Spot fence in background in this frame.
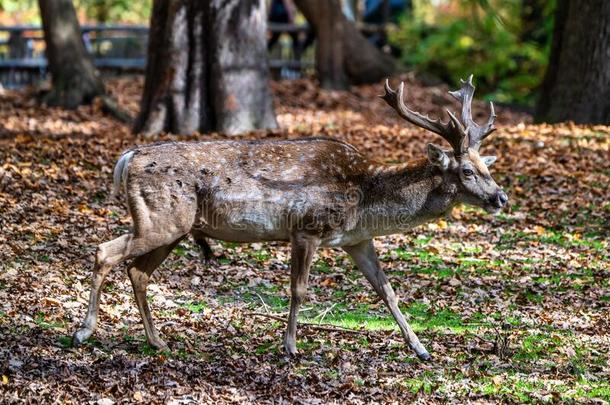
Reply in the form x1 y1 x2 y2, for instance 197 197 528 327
0 23 317 89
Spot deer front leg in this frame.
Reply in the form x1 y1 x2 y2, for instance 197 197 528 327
343 240 431 361
284 233 320 356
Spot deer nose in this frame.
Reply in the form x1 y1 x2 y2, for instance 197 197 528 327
493 190 508 207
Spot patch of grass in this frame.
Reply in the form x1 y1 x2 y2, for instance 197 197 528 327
254 342 277 355
173 244 190 257
498 229 607 252
399 370 610 403
34 312 64 330
313 259 333 274
406 302 468 332
181 301 207 313
219 241 240 250
401 371 436 394
413 235 433 247
38 254 51 263
514 333 561 361
139 342 166 356
57 335 73 348
250 249 270 262
332 289 347 299
308 309 396 332
297 301 470 334
242 285 288 312
296 340 319 351
103 282 117 293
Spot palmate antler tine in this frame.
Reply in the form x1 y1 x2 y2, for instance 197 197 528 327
448 74 497 150
380 79 466 154
469 101 497 150
449 74 475 127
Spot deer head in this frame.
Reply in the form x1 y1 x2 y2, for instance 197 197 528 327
381 75 508 213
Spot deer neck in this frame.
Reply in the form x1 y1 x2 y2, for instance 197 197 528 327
360 158 458 236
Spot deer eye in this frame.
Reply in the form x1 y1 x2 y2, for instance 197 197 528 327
462 168 474 177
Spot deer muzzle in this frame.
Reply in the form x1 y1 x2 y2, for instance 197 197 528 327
491 190 509 209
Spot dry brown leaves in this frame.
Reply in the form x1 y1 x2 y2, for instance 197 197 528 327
0 76 608 404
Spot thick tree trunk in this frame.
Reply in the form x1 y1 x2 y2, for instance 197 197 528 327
38 0 105 108
295 0 395 90
134 0 277 136
536 0 610 124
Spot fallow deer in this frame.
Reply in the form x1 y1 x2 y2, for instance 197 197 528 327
73 76 507 361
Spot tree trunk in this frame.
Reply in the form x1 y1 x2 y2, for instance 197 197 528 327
536 0 610 124
38 0 105 108
134 0 277 136
295 0 395 90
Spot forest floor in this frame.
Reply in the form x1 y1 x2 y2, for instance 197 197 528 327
0 75 608 404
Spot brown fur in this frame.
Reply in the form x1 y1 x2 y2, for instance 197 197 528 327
74 80 508 361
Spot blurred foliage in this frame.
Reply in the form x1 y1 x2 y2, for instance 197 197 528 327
0 0 151 24
75 0 151 24
390 0 556 107
0 0 39 24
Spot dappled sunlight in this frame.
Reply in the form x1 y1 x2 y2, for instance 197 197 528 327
1 77 608 403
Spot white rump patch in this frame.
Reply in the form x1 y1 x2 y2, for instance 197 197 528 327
112 151 134 197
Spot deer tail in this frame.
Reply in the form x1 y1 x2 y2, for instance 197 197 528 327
112 151 134 198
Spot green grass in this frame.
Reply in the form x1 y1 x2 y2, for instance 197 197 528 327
34 312 65 330
293 301 471 334
393 369 610 402
249 249 271 262
180 301 208 313
57 335 73 348
254 342 277 355
313 259 333 274
498 229 607 252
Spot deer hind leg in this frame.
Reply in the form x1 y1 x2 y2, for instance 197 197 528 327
73 234 133 346
127 239 182 351
284 233 320 356
343 240 431 361
73 231 187 347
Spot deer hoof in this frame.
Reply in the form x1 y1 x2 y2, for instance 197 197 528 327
72 328 92 347
417 351 432 362
283 339 298 356
149 339 170 352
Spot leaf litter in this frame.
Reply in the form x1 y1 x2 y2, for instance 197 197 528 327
0 75 608 403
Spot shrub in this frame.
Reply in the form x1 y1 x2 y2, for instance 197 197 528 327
390 1 554 107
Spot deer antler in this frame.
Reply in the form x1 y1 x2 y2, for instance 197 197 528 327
381 76 496 154
448 75 496 151
381 79 467 154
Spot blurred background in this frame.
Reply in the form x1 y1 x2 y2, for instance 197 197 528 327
1 0 605 126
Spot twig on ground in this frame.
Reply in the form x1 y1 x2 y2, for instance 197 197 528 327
315 303 337 325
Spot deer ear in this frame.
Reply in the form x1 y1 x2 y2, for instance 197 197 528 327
426 144 450 170
481 155 497 167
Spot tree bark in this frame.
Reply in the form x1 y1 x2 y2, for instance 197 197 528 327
295 0 395 90
536 0 610 124
134 0 277 136
38 0 105 108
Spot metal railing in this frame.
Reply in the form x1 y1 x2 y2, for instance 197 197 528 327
0 23 317 88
